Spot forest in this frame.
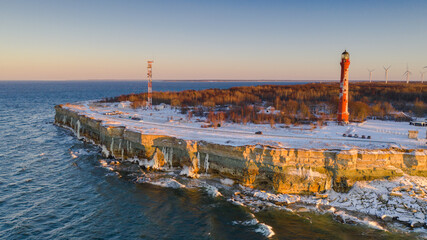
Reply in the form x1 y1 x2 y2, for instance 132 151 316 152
103 82 426 126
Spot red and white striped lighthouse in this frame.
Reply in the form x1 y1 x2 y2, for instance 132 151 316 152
337 50 350 123
147 60 153 109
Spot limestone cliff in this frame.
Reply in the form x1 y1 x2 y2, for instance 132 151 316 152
55 105 427 194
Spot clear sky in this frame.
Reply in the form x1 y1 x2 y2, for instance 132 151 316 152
0 0 426 81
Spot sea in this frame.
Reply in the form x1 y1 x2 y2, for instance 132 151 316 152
0 80 414 239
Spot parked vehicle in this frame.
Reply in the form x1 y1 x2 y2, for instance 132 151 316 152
409 121 427 126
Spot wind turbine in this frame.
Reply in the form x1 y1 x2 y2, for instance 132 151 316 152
368 69 375 83
383 65 391 83
403 64 411 84
421 71 426 83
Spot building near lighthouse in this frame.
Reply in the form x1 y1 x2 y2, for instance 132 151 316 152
337 50 350 123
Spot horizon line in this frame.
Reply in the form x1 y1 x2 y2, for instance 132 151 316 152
0 79 422 82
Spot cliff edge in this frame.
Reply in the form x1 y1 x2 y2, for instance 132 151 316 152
54 103 426 194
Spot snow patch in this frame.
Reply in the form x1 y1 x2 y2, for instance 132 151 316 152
101 145 110 158
220 178 234 186
180 165 199 178
135 157 162 170
204 184 222 198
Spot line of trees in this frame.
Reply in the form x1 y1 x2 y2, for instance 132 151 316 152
103 82 426 125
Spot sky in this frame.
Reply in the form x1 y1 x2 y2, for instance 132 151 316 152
0 0 426 81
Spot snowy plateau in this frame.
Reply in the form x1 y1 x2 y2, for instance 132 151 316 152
55 100 427 237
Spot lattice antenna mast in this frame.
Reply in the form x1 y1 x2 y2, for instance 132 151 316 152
147 61 154 109
383 66 391 84
368 69 375 83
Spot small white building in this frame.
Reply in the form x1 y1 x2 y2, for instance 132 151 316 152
155 103 167 110
118 101 131 109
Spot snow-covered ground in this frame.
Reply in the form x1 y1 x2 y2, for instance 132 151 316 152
63 101 427 150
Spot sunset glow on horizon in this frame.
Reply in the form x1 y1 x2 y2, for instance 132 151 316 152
1 0 426 81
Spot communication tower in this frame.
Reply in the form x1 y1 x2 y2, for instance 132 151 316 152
147 61 153 109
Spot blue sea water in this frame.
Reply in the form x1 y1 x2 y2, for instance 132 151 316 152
0 81 412 239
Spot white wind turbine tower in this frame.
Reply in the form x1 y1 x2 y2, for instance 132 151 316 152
421 71 426 83
403 64 411 84
383 65 391 83
368 69 375 83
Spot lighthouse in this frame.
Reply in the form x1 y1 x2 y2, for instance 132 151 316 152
337 50 350 123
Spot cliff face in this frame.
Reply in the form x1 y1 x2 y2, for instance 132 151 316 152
55 105 427 194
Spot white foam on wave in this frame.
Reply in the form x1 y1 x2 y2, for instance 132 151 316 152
334 210 387 231
255 223 275 238
70 149 92 159
232 218 258 226
149 178 186 189
232 213 275 238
